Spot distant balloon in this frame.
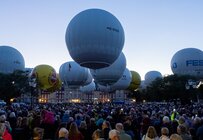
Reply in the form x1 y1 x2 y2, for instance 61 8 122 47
31 64 57 90
90 52 126 86
0 46 25 74
127 71 141 91
80 81 95 93
65 8 125 69
59 61 89 88
144 71 162 85
171 48 203 78
110 68 132 91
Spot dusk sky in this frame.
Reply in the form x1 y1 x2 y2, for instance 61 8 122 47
1 0 203 80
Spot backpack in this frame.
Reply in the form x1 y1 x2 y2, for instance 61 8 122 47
42 110 55 125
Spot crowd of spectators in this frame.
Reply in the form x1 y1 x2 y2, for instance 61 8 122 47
0 101 203 140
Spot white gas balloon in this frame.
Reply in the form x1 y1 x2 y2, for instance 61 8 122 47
59 61 89 88
65 8 125 69
171 48 203 78
90 52 126 86
110 68 132 91
0 46 25 74
144 71 162 85
80 81 95 93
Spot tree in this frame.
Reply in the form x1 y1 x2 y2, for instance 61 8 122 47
141 74 198 102
0 70 30 103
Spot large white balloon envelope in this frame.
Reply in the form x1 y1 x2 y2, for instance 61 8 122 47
59 61 89 89
80 81 96 93
0 46 25 74
90 52 126 86
65 8 125 69
171 48 203 78
144 71 162 86
110 68 132 91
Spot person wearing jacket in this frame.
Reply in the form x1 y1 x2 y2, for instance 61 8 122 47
115 123 131 140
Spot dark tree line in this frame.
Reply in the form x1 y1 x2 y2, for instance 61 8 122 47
131 74 202 103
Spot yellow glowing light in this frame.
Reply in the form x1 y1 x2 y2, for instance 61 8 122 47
39 99 42 102
71 99 81 103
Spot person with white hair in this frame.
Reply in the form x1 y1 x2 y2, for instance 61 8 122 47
109 129 120 140
163 116 170 124
58 127 69 140
115 123 132 140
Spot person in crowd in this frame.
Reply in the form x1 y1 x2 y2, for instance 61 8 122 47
178 117 186 126
170 109 179 122
78 121 90 140
32 127 44 140
0 122 12 140
196 121 203 140
55 122 67 140
177 124 192 140
0 114 12 133
61 110 70 123
7 112 17 132
109 129 120 140
58 127 69 140
96 115 104 129
68 122 84 140
142 126 159 140
15 117 23 128
13 117 30 140
141 113 151 136
159 127 170 140
123 122 135 140
171 120 179 135
92 129 105 140
75 115 82 127
115 123 131 140
162 116 172 136
191 116 201 131
40 108 56 139
169 134 182 140
101 120 111 140
89 118 98 138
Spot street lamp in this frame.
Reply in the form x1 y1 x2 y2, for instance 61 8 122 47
29 78 37 109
